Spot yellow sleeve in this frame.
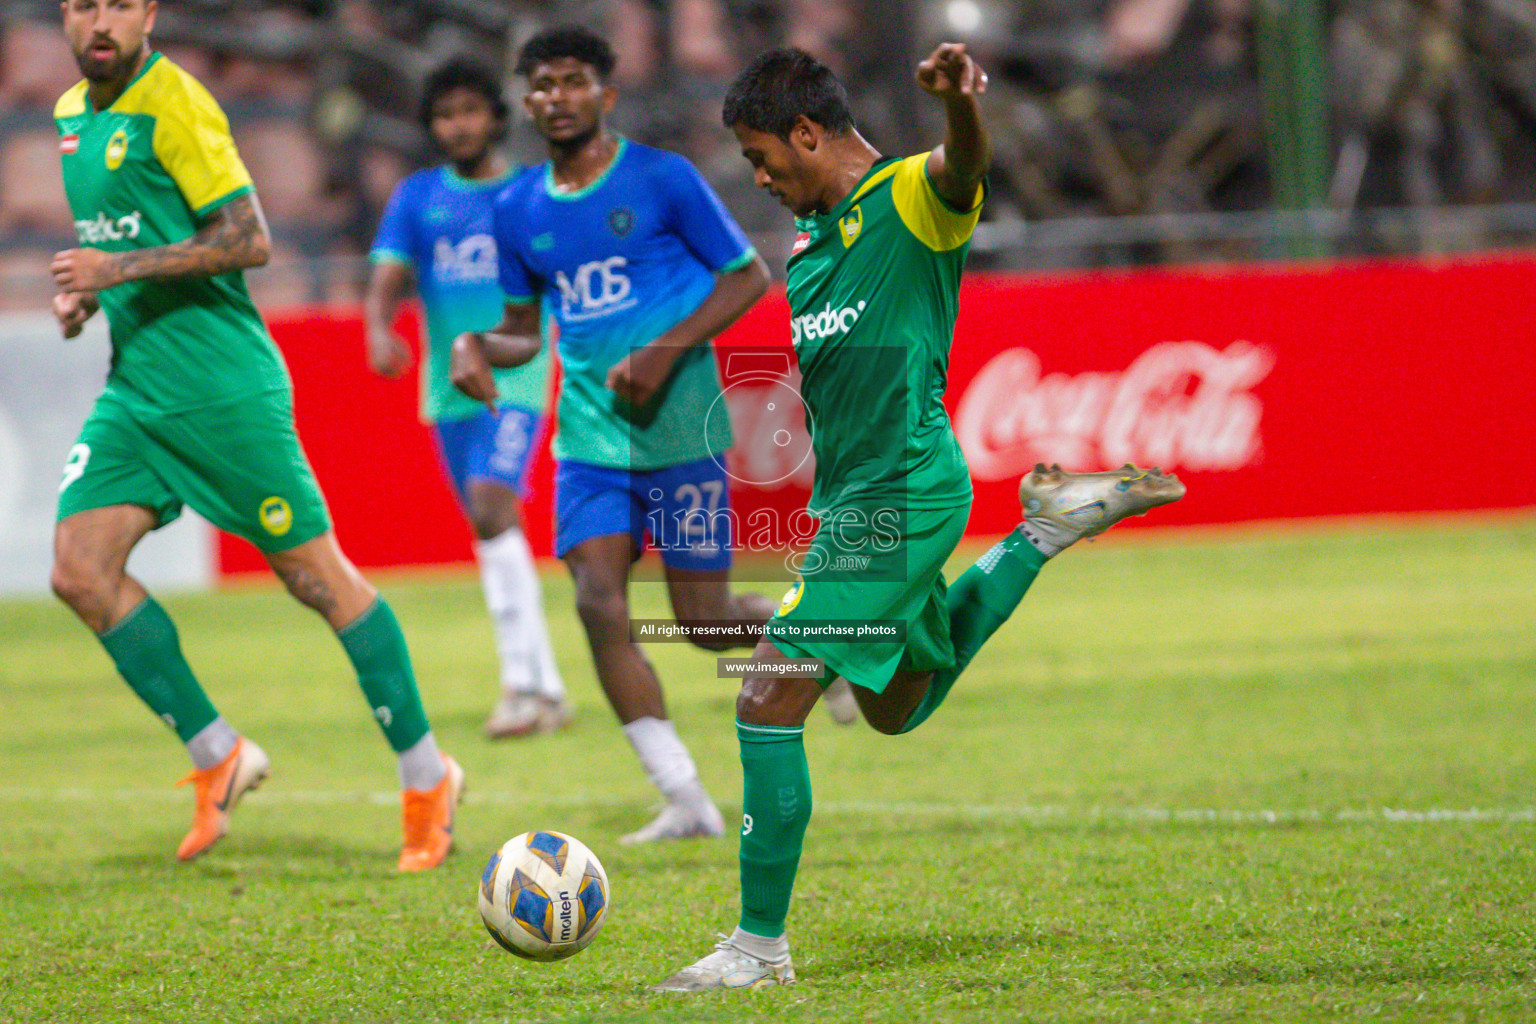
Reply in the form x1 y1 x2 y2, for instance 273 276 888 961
54 82 88 119
890 152 984 252
150 71 254 218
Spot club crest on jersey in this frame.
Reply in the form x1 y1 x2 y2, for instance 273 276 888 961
105 129 129 171
59 134 80 155
776 581 804 617
607 206 635 238
791 232 810 256
258 496 293 536
839 206 863 247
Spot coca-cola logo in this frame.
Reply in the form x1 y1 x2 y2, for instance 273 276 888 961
954 341 1273 480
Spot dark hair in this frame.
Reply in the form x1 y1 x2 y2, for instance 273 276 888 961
418 58 508 132
722 48 855 139
515 25 617 80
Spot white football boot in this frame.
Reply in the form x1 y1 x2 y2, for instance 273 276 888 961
483 691 573 740
1019 463 1186 543
652 936 796 992
619 797 725 845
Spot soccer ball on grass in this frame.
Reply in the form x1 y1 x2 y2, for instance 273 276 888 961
478 830 610 961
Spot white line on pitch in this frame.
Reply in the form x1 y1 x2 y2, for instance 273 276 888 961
0 787 1531 824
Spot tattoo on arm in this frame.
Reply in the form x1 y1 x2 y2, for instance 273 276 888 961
110 195 271 284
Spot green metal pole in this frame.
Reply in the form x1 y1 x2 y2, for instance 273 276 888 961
1257 0 1331 257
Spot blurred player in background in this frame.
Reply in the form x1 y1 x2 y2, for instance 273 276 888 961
365 58 572 741
47 0 461 871
654 44 1186 989
450 26 850 844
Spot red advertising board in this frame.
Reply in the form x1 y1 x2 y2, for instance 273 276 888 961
219 255 1536 575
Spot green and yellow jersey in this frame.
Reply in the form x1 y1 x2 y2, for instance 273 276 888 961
54 51 288 415
785 152 982 513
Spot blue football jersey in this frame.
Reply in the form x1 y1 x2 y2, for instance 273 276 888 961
492 139 756 469
370 164 552 423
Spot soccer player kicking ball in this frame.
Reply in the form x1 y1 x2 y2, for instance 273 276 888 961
652 45 1186 990
366 58 572 741
451 27 857 845
48 0 461 871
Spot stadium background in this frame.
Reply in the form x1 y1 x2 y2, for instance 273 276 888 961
2 0 1534 592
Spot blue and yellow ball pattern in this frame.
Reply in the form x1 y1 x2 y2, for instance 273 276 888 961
477 830 611 961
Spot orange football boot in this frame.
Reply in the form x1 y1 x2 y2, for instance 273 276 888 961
398 754 465 872
175 737 270 862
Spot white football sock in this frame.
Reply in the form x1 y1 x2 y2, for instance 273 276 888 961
477 527 566 700
186 716 239 770
622 716 706 804
1019 519 1077 558
729 927 791 964
398 732 445 791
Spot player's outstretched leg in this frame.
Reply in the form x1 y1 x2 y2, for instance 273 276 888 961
654 666 818 992
898 463 1186 733
266 532 463 871
53 505 271 861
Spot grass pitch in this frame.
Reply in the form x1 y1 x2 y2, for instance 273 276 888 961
2 514 1534 1023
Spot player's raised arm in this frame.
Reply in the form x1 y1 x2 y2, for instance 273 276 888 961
363 261 414 378
50 194 272 293
916 42 991 212
606 253 770 407
450 300 543 410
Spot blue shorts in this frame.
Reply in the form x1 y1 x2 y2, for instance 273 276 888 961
432 405 545 502
555 457 734 571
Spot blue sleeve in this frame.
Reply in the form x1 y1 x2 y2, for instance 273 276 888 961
492 187 539 302
369 177 416 266
661 154 756 274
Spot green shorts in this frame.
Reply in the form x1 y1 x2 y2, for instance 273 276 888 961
763 502 971 692
57 388 331 553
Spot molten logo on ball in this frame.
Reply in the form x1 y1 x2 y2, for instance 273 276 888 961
478 830 610 961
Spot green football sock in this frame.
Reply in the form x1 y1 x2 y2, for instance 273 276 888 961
97 597 219 742
337 598 431 753
737 721 812 938
899 530 1047 734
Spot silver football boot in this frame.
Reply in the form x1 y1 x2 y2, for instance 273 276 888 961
652 937 796 992
1019 463 1186 540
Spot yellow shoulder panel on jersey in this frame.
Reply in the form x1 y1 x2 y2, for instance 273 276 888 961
891 152 983 252
118 57 255 217
54 82 89 119
848 160 902 206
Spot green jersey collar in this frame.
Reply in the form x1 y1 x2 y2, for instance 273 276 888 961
442 163 517 192
543 136 628 201
796 155 900 232
90 49 162 114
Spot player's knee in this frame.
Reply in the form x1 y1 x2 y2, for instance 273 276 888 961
735 682 774 725
735 676 805 726
574 585 628 640
465 483 521 540
466 503 519 541
49 550 112 618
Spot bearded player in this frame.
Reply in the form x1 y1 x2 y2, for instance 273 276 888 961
48 0 460 871
366 58 571 741
653 44 1186 990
